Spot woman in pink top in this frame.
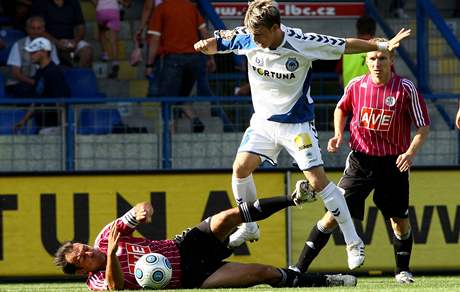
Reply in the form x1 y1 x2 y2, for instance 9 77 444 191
92 0 123 78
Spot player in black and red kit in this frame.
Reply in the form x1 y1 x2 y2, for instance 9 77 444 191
290 37 430 284
54 189 356 291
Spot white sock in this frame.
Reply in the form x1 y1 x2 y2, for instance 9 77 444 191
319 182 360 244
232 174 257 230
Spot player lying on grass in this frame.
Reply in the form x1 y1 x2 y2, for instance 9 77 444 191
54 182 356 290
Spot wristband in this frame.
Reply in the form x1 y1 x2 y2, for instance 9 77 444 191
377 41 389 51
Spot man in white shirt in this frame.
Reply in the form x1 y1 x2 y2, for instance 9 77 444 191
6 16 59 98
194 0 410 270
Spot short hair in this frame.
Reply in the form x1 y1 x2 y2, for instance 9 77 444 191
369 37 395 57
54 241 77 274
26 16 45 28
244 0 280 31
356 15 376 36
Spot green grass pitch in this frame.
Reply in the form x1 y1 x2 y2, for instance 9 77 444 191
1 276 459 291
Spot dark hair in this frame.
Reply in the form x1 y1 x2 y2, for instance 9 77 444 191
356 15 376 36
244 0 281 30
54 241 77 274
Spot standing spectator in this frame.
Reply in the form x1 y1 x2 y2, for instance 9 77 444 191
291 38 430 284
146 0 215 133
6 16 59 98
136 0 162 37
91 0 120 78
336 15 376 88
194 0 410 269
31 0 93 68
15 37 70 135
390 0 409 19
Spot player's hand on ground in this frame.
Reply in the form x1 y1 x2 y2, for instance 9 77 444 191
194 38 217 55
135 202 154 223
107 223 120 256
396 152 414 172
327 135 342 153
388 28 411 51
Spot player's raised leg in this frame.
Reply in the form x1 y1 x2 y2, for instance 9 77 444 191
302 167 365 270
228 152 261 247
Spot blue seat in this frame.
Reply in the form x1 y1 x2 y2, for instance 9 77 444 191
78 108 122 134
0 29 26 65
0 109 37 135
63 68 106 98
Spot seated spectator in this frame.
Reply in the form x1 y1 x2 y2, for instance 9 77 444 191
15 37 70 135
6 16 60 98
31 0 93 68
0 0 32 31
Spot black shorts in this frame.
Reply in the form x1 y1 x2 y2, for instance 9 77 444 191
175 217 233 288
338 151 409 220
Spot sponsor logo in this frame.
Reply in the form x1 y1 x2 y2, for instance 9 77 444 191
294 133 313 150
359 107 394 131
126 243 152 274
251 65 295 79
285 57 299 72
385 96 396 106
255 56 263 66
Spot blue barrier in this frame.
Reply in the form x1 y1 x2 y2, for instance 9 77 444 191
0 94 458 170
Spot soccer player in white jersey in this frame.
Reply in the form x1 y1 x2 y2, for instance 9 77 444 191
194 0 410 270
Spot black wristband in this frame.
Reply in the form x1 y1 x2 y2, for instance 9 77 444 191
145 64 154 68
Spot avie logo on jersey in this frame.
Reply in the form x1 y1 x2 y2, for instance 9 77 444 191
251 65 295 79
285 57 299 72
359 107 394 131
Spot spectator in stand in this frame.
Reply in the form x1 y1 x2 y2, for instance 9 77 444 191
146 0 216 133
6 16 59 98
15 37 70 135
336 15 376 88
31 0 93 68
390 0 409 19
91 0 121 78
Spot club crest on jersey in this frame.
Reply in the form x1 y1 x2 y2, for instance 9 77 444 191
285 57 299 72
385 96 396 106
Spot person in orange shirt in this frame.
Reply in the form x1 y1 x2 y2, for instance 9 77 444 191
146 0 215 133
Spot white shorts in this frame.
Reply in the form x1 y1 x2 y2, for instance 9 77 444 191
237 115 324 170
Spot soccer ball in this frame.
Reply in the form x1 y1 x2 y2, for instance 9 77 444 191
134 253 172 289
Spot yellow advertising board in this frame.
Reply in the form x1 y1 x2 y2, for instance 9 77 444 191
290 169 460 273
0 172 286 277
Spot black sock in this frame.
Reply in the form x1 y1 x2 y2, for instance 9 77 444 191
273 268 328 287
294 224 332 273
393 231 413 274
239 196 295 222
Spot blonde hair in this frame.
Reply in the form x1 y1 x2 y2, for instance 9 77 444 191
244 0 280 30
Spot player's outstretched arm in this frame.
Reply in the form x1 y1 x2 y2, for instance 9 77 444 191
105 223 124 290
194 37 218 55
344 28 411 54
134 202 154 223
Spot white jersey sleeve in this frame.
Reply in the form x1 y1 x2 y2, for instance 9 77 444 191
284 27 346 61
214 26 256 55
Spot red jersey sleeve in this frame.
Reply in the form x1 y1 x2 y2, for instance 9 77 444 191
401 79 431 128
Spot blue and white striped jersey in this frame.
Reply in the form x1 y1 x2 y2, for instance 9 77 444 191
214 25 346 123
